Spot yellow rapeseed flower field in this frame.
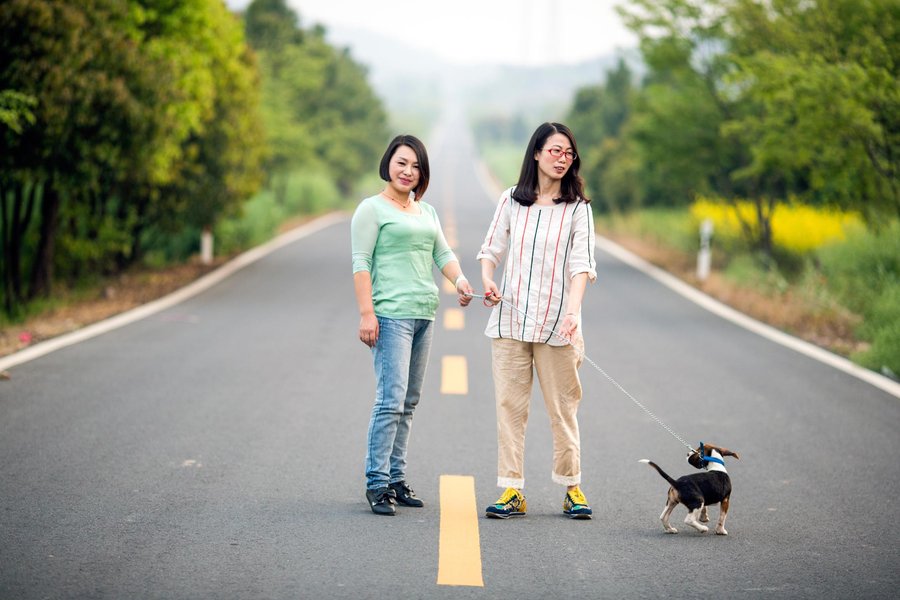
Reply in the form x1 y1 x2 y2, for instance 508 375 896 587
690 198 862 254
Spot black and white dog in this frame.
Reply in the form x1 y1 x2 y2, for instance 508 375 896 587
639 443 740 535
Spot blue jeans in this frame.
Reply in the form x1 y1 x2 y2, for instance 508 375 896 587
365 317 434 490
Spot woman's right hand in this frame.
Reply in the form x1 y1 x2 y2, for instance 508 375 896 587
359 312 378 347
483 279 501 306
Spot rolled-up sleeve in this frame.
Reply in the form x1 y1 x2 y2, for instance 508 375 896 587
568 201 597 282
476 190 511 266
351 200 378 273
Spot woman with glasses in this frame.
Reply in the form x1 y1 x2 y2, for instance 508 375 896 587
477 122 597 520
352 134 474 515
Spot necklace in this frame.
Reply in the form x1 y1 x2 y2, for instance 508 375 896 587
381 191 411 208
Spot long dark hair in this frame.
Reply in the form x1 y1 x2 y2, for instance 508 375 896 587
510 122 589 206
379 134 430 200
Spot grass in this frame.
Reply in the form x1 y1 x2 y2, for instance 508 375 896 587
597 207 900 378
479 141 525 190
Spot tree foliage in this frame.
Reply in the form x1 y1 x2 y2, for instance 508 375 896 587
571 0 899 261
243 0 388 200
1 0 387 320
725 0 899 223
567 59 641 212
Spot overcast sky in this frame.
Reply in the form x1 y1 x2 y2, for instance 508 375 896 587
226 0 637 67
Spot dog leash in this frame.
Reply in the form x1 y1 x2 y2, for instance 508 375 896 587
465 291 696 454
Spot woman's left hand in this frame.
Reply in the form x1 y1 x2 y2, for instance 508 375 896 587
559 313 578 341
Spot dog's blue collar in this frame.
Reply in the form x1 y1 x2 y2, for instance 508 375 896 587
699 442 726 467
702 455 726 467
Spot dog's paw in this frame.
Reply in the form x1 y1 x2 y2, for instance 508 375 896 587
715 527 728 536
664 527 678 534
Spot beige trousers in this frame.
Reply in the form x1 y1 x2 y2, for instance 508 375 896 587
491 336 585 489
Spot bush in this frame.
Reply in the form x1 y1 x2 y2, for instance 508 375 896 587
282 170 341 214
214 189 285 256
722 253 790 294
817 223 900 377
211 170 342 257
816 222 900 315
853 318 900 378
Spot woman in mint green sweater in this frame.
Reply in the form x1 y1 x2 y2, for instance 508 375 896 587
351 134 473 516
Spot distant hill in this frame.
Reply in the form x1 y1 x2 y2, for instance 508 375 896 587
322 24 641 126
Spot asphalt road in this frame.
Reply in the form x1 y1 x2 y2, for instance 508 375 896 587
1 108 898 599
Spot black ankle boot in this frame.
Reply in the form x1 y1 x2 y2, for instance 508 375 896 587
366 487 397 515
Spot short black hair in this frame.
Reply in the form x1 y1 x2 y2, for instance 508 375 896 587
511 122 588 207
379 134 430 200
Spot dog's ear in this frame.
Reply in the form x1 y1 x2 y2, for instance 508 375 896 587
719 447 740 460
704 443 740 460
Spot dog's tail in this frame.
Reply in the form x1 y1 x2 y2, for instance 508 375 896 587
638 459 679 487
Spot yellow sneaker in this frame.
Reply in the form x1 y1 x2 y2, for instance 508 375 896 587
485 487 527 519
563 486 593 519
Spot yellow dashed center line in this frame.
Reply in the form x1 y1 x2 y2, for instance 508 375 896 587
443 308 465 330
437 475 484 587
436 195 482 588
440 355 468 395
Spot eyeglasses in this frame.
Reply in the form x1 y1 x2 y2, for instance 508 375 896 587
544 147 576 161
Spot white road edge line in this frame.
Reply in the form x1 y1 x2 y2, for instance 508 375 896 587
477 159 899 399
0 212 348 372
595 236 900 399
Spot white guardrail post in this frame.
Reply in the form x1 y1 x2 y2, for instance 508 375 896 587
697 218 713 281
201 226 214 265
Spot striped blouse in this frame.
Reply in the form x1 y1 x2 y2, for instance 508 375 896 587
476 186 597 346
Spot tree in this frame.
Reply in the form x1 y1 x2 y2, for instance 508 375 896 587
305 36 388 195
0 0 157 303
243 0 303 54
616 0 787 259
152 1 266 238
617 0 745 204
0 0 266 317
243 0 387 202
725 0 900 224
566 59 640 212
611 0 899 262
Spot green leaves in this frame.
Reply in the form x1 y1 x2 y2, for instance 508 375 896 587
572 0 898 258
0 0 387 317
244 0 387 199
0 90 37 135
726 0 899 221
0 0 266 312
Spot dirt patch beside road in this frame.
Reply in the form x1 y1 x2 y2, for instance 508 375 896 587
602 232 865 359
0 260 226 359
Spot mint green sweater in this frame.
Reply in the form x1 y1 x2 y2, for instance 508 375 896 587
351 195 457 320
